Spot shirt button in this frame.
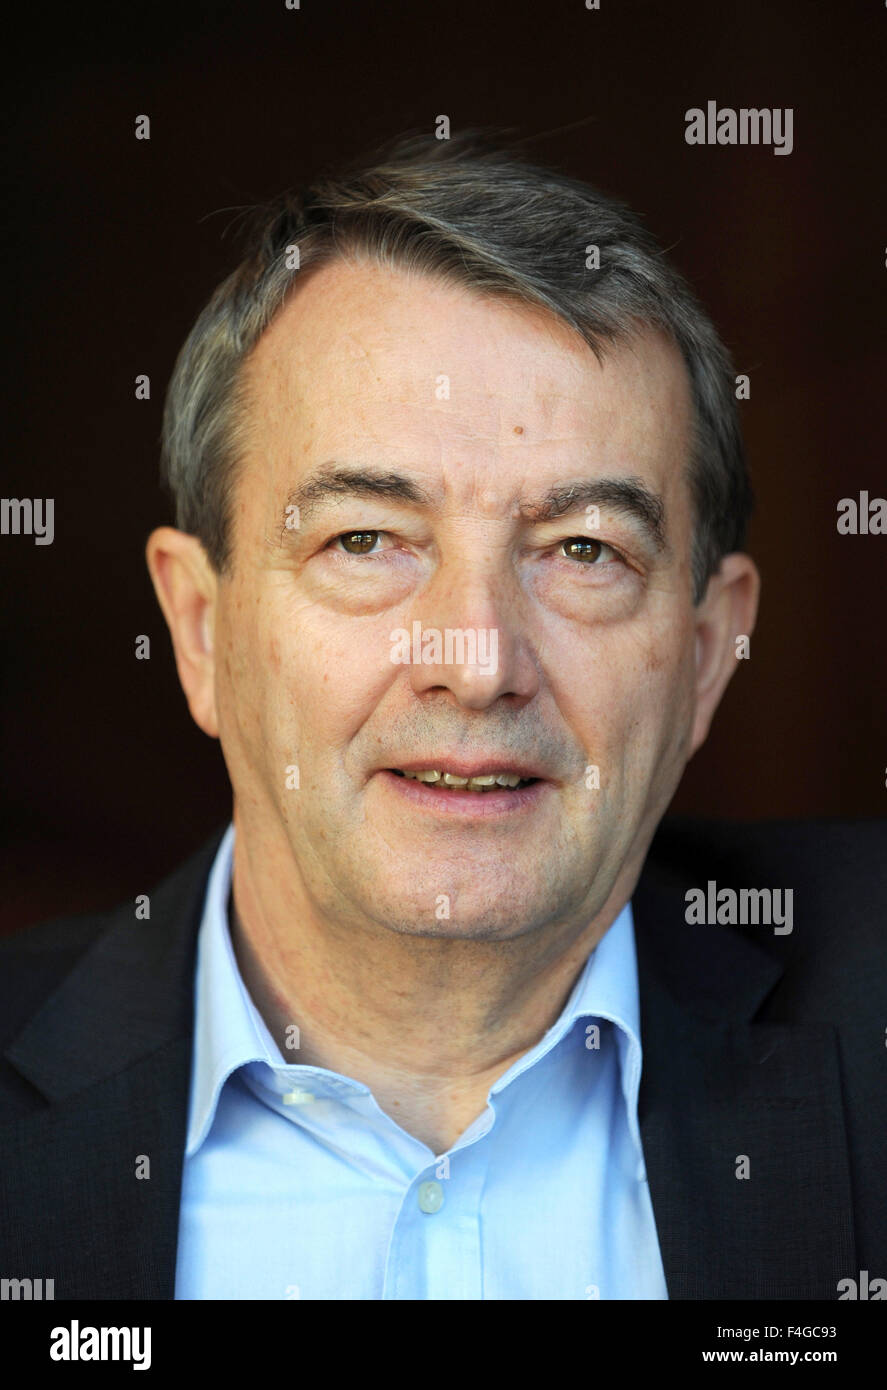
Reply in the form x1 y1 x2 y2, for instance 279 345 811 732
417 1180 445 1214
282 1088 315 1105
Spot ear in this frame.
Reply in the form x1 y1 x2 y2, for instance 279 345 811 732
145 527 220 738
689 552 760 757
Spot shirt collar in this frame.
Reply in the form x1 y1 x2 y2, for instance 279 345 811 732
485 891 644 1155
186 823 644 1158
186 824 269 1154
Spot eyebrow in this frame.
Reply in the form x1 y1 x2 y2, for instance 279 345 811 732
519 479 666 550
287 466 434 521
284 464 668 552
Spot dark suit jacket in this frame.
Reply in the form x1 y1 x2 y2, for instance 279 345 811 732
1 819 885 1299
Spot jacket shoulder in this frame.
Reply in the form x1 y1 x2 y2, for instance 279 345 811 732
643 815 887 1016
648 815 887 884
0 828 226 1047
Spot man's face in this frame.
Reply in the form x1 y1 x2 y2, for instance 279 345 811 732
211 258 701 940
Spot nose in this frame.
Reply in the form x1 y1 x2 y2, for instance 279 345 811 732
401 562 540 711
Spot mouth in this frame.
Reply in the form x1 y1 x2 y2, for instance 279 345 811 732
378 763 551 817
387 768 539 793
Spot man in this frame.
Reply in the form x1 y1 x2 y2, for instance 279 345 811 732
1 132 884 1301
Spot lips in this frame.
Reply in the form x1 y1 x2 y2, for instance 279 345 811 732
379 765 550 815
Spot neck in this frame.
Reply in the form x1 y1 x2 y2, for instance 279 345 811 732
227 816 633 1153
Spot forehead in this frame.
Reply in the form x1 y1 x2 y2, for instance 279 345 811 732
241 257 693 506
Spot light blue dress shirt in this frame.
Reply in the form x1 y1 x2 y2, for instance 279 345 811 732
174 824 668 1300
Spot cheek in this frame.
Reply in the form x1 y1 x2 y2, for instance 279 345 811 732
629 625 697 775
246 598 401 761
215 588 293 754
552 621 692 776
214 612 267 756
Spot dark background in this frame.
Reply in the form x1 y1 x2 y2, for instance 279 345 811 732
2 0 885 932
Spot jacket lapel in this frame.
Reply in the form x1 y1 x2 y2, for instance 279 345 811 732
633 852 856 1299
2 831 223 1299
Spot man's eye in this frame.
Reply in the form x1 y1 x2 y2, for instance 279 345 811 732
559 536 620 565
332 530 383 555
326 531 623 565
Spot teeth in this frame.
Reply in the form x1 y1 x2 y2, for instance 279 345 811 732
398 769 527 790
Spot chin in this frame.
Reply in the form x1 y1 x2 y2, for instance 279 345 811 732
368 887 551 942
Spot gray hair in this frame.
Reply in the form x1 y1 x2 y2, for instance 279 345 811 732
161 129 753 602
